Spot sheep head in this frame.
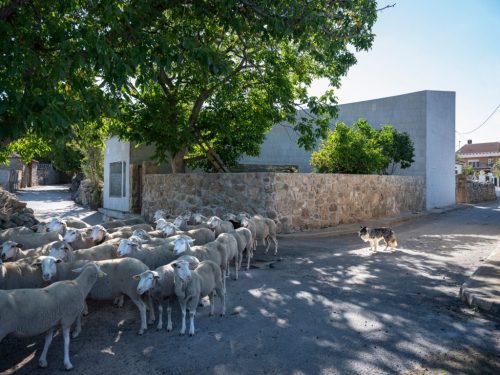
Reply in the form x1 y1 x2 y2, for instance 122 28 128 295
33 255 62 281
133 270 160 295
207 216 222 229
161 222 177 237
91 225 107 242
117 237 141 257
1 241 22 261
155 218 169 231
172 237 195 255
48 241 73 261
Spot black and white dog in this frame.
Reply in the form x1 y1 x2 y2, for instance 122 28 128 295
358 226 398 251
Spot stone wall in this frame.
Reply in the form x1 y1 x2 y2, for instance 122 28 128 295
142 173 425 233
0 187 38 229
456 175 497 204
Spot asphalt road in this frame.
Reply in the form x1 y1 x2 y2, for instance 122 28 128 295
1 190 499 375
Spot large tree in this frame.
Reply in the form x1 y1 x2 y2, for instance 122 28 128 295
1 1 381 172
0 0 109 160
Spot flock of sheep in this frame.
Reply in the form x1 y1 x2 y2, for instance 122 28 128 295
0 210 279 370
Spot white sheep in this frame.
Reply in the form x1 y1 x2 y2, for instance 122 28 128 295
172 215 210 231
49 240 120 262
0 240 63 262
153 209 171 222
3 231 62 251
240 215 279 255
107 223 153 234
36 255 152 335
0 258 45 289
229 227 254 270
63 216 90 229
31 222 48 233
47 217 67 235
0 262 106 370
0 226 34 242
172 233 238 289
134 255 200 331
207 216 235 237
172 259 225 336
162 222 215 245
63 228 96 250
116 237 179 269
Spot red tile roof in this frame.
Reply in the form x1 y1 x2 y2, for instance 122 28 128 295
458 142 500 154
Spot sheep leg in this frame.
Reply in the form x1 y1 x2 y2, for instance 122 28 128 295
216 286 226 316
157 303 163 330
166 299 173 332
273 238 278 256
131 297 148 335
72 314 82 339
62 326 73 370
209 292 215 316
38 328 54 368
83 301 89 316
234 255 239 280
147 294 155 325
114 294 124 308
264 236 271 254
179 300 187 335
246 248 251 271
188 310 196 336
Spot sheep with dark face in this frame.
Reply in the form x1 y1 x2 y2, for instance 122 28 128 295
172 259 225 336
207 216 234 237
0 262 106 370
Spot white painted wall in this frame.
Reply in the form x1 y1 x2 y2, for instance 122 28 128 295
103 136 130 212
425 91 456 208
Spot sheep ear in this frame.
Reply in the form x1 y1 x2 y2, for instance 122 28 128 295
72 267 83 273
151 271 160 279
32 258 42 266
15 242 22 248
132 274 141 280
55 258 62 263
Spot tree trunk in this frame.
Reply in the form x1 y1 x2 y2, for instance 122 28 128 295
170 148 187 173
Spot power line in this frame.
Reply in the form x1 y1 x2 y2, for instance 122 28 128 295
455 103 500 135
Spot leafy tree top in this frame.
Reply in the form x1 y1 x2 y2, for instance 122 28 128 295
310 119 415 174
1 0 380 171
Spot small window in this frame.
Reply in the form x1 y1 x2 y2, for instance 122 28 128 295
488 158 493 166
109 161 126 197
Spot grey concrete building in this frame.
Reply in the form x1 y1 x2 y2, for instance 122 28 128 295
240 90 456 209
103 90 456 213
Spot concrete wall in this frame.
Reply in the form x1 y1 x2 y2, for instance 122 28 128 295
142 173 425 233
240 90 456 209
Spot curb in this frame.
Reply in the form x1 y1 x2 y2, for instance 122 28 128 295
460 244 500 316
278 204 469 240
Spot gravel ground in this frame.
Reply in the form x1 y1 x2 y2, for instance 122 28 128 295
1 190 499 375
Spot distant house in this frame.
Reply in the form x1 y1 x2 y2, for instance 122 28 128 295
0 153 38 192
456 140 500 186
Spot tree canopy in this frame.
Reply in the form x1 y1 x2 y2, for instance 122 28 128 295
1 0 380 172
310 119 415 174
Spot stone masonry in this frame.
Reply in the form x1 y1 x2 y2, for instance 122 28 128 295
142 173 426 233
456 175 497 204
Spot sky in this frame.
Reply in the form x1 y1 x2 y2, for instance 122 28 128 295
309 0 500 151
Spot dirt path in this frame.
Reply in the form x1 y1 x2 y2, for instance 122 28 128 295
1 200 499 374
14 185 103 224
